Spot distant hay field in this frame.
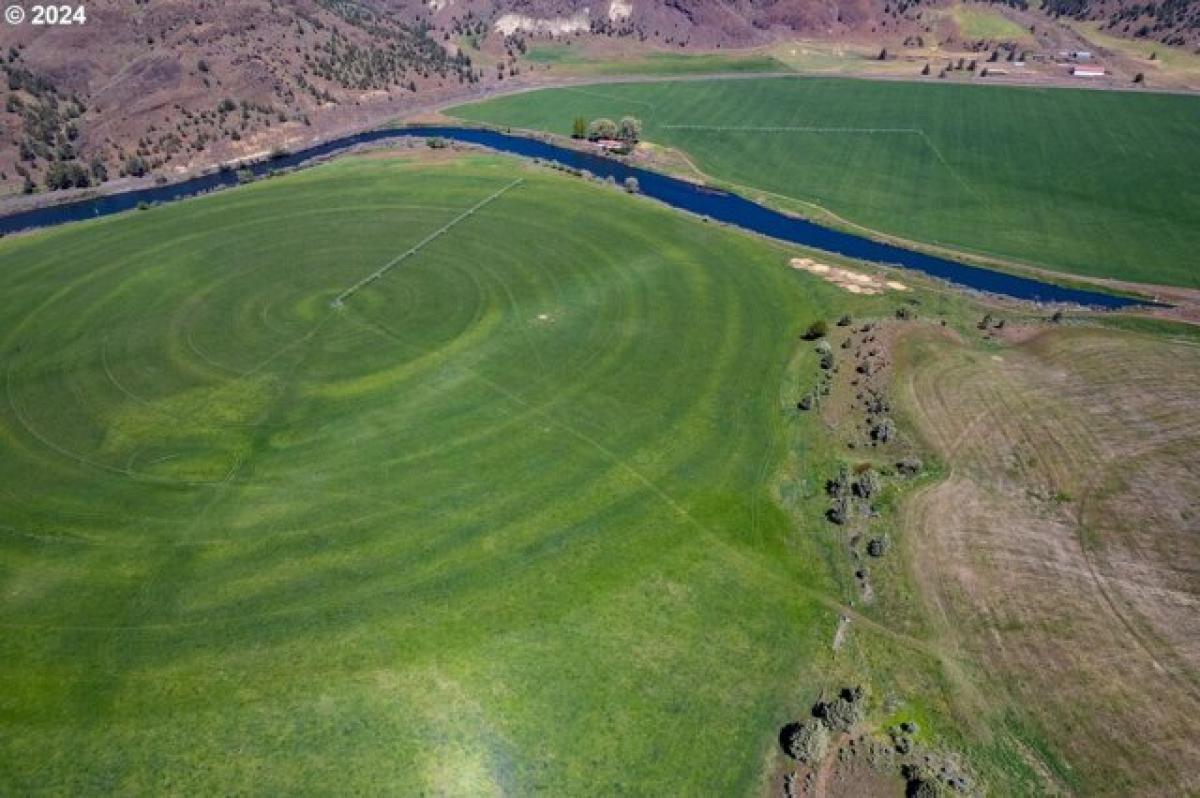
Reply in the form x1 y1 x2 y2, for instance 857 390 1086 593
451 76 1200 289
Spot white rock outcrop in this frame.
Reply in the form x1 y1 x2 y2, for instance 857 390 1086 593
494 9 592 36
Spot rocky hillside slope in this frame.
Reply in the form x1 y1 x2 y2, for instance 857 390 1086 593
1 0 1192 199
1038 0 1199 48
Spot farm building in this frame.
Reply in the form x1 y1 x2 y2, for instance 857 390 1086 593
1072 66 1106 77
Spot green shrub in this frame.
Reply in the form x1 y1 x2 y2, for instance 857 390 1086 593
783 719 829 765
125 155 147 177
853 469 880 499
804 320 828 340
817 686 865 732
586 118 618 140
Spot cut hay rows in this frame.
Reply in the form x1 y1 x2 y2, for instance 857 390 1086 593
898 327 1200 794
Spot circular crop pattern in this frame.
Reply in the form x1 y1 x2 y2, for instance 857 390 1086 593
0 156 826 793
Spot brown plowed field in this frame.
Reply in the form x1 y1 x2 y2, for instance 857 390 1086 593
897 326 1200 795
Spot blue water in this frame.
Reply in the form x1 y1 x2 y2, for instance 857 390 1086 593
0 125 1145 308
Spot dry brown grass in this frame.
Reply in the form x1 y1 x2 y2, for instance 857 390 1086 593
896 325 1200 795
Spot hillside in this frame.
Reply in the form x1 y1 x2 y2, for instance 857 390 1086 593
1 0 476 196
1040 0 1200 47
3 0 1196 200
0 0 1030 198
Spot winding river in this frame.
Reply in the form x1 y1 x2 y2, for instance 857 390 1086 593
0 125 1145 309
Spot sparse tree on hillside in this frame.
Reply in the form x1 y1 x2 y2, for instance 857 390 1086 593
89 156 107 183
878 48 888 60
44 161 90 190
125 155 147 177
921 63 931 75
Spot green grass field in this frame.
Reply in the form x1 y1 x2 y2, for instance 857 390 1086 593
4 149 1186 793
450 77 1200 289
524 45 789 75
0 153 896 792
944 3 1035 43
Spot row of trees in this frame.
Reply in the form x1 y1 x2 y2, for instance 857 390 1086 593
570 116 642 144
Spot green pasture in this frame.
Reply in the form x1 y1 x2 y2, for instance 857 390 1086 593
0 154 893 793
944 3 1035 43
450 77 1200 288
524 45 789 75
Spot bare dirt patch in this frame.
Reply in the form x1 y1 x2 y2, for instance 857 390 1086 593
825 756 906 798
790 258 909 296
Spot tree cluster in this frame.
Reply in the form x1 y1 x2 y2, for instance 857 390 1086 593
580 116 643 144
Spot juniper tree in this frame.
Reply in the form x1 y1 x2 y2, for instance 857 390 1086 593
783 719 829 765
